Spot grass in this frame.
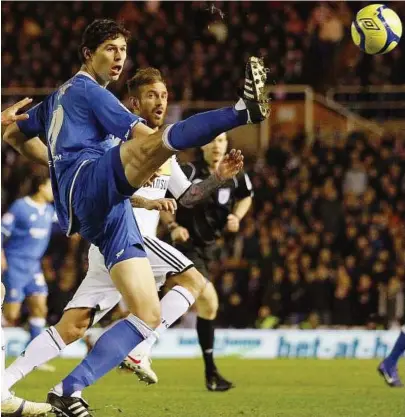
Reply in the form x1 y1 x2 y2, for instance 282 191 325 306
8 358 405 417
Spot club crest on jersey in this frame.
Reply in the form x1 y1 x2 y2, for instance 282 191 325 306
218 188 231 205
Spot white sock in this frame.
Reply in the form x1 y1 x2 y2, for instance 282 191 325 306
4 326 66 390
1 326 11 401
128 286 195 357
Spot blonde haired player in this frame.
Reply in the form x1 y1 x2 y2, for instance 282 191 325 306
1 99 52 417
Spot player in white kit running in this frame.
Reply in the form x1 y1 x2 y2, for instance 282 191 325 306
3 67 244 390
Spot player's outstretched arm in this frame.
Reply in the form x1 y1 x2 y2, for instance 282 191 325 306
178 149 244 208
3 123 48 167
130 195 177 214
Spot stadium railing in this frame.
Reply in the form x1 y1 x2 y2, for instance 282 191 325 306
2 85 384 156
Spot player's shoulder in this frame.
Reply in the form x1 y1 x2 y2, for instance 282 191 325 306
5 197 28 216
11 197 27 209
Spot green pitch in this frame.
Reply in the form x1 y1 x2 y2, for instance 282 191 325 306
8 358 404 417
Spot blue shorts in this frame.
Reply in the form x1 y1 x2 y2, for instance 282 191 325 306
2 259 48 303
70 145 146 270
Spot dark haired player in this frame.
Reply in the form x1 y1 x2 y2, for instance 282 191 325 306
3 19 270 416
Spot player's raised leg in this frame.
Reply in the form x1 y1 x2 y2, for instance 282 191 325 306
120 56 270 189
378 326 405 387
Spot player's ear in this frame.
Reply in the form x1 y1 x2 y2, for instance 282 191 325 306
129 96 140 112
83 47 91 61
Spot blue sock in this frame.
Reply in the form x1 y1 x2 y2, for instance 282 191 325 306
28 317 46 342
167 106 247 150
61 319 144 395
386 330 405 366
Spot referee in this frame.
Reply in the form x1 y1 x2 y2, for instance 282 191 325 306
163 132 253 391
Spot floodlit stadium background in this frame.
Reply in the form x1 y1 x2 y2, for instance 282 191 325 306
2 1 405 360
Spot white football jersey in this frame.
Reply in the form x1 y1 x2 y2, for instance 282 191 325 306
133 156 191 237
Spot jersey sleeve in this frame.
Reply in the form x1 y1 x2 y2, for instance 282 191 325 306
234 171 254 200
16 101 46 138
1 201 21 240
86 82 144 141
168 157 192 199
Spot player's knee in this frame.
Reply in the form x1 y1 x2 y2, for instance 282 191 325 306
174 268 207 299
30 304 48 318
4 310 20 326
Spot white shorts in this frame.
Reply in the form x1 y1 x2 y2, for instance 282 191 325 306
64 236 193 325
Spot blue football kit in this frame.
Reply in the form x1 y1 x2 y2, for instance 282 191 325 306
17 72 146 269
2 197 54 302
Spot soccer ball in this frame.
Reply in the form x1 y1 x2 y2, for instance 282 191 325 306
351 4 402 54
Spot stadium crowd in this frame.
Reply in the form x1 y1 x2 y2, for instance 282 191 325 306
213 131 405 330
2 1 405 102
2 128 404 330
1 1 405 330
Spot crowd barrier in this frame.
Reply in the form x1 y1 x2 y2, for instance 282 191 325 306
4 328 399 359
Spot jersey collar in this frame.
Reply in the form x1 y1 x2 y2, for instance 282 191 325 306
24 196 47 212
76 71 99 85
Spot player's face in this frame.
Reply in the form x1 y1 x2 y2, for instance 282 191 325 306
39 179 54 203
90 35 127 83
131 82 168 128
202 133 228 165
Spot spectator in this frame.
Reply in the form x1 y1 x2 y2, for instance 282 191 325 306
255 306 279 329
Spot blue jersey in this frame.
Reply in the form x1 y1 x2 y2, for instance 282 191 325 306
1 197 54 262
16 72 143 234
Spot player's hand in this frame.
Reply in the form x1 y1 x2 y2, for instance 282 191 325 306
226 214 240 233
146 198 177 214
171 226 190 243
144 172 159 187
216 149 244 181
1 97 33 127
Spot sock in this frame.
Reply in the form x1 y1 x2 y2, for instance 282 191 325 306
165 107 248 151
196 317 216 376
1 326 11 401
386 327 405 366
128 286 195 357
28 317 46 342
4 326 66 390
60 317 151 396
